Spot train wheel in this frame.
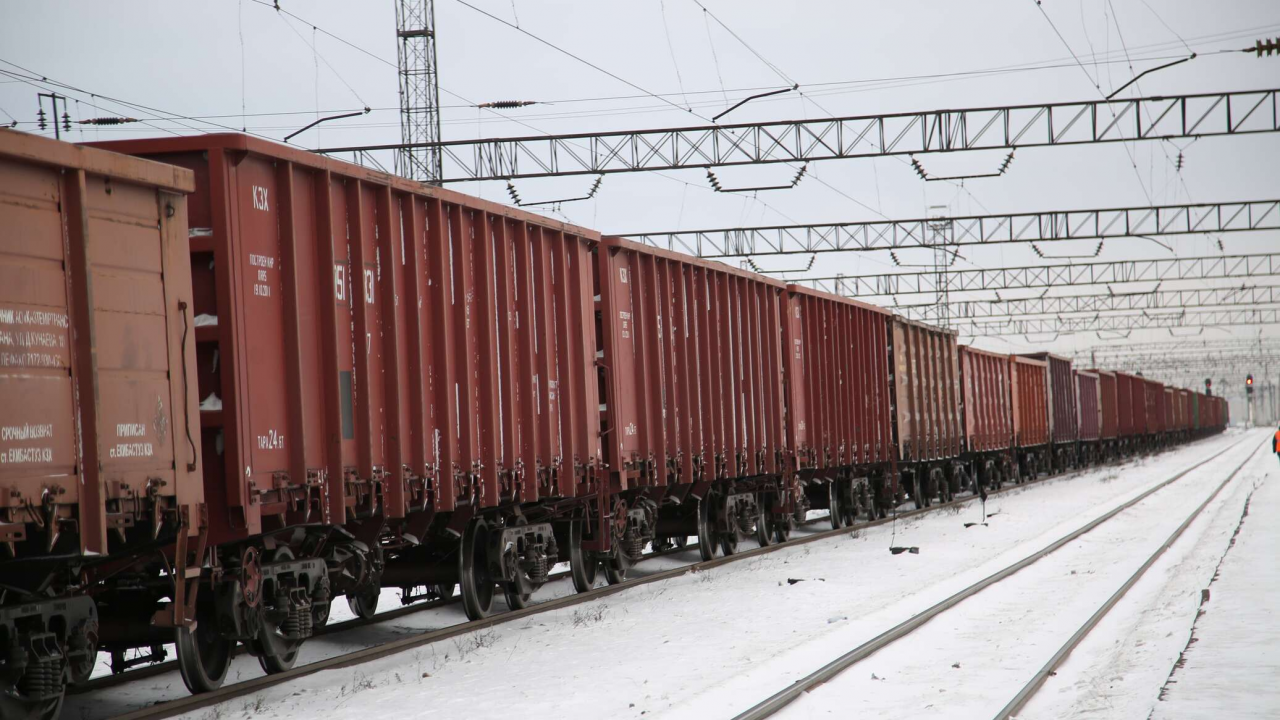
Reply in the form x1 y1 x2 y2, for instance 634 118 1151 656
696 493 718 561
503 584 532 610
568 519 598 593
912 477 925 509
177 591 233 694
459 518 496 621
671 535 689 550
773 517 793 544
0 682 64 720
347 585 380 620
604 555 629 585
431 583 456 602
720 531 739 557
755 500 773 547
256 547 303 675
841 482 858 527
828 482 845 530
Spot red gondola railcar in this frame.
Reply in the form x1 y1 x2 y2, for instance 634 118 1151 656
1077 371 1103 463
1009 355 1051 477
596 237 791 562
782 285 894 526
91 133 605 667
890 317 963 505
959 345 1016 489
0 129 202 718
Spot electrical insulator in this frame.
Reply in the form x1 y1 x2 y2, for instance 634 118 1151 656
61 112 71 132
1253 37 1279 57
476 100 538 109
37 107 47 130
78 117 141 126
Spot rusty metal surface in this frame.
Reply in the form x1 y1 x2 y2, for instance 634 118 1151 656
599 237 787 488
1021 353 1078 445
1145 379 1165 435
1010 355 1049 449
890 317 961 462
92 134 602 546
1076 371 1102 442
959 345 1013 453
0 128 200 559
1094 370 1118 440
1115 371 1143 437
785 286 892 472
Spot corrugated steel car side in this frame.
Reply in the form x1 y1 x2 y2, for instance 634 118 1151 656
889 317 961 462
1115 371 1143 437
1094 370 1119 439
92 134 601 545
959 345 1013 453
597 237 787 489
1076 370 1102 442
1145 379 1165 435
0 128 201 558
1021 353 1078 445
784 285 892 472
1009 355 1050 449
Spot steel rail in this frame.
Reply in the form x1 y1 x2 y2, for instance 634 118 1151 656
729 433 1254 720
74 540 697 695
992 437 1268 720
97 443 1152 717
98 435 1226 720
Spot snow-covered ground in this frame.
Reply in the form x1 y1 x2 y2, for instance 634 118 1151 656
778 429 1270 719
84 429 1270 720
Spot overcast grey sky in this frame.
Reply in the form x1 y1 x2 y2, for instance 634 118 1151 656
2 0 1278 396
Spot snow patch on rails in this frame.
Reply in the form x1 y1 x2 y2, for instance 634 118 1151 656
737 431 1265 720
80 431 1246 720
1018 444 1273 720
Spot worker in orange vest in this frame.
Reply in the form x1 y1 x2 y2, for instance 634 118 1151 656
1275 424 1280 459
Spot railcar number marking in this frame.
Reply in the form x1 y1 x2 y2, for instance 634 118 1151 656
257 429 285 451
252 185 269 211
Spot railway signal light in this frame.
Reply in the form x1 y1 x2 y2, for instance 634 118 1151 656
1246 374 1254 394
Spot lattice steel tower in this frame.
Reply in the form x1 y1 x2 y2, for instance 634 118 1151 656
395 0 442 181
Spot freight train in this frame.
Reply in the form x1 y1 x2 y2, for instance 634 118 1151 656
0 129 1229 719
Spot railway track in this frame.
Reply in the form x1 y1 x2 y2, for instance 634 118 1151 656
85 437 1219 720
730 432 1264 720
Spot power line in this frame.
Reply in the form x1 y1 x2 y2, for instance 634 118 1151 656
691 0 795 86
452 0 710 122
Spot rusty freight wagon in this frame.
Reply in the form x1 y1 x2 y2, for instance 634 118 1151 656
595 237 790 565
1009 354 1050 478
1144 378 1166 442
958 345 1015 489
1020 352 1079 469
91 133 607 677
1114 371 1145 448
0 129 203 718
1076 370 1102 463
1094 370 1119 457
888 317 962 506
780 285 895 526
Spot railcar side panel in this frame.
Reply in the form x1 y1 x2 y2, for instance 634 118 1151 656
93 135 603 544
890 317 961 462
785 286 892 472
1010 355 1049 449
0 129 201 560
959 346 1013 453
1095 370 1118 439
1022 353 1078 445
601 238 785 487
1076 370 1102 442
